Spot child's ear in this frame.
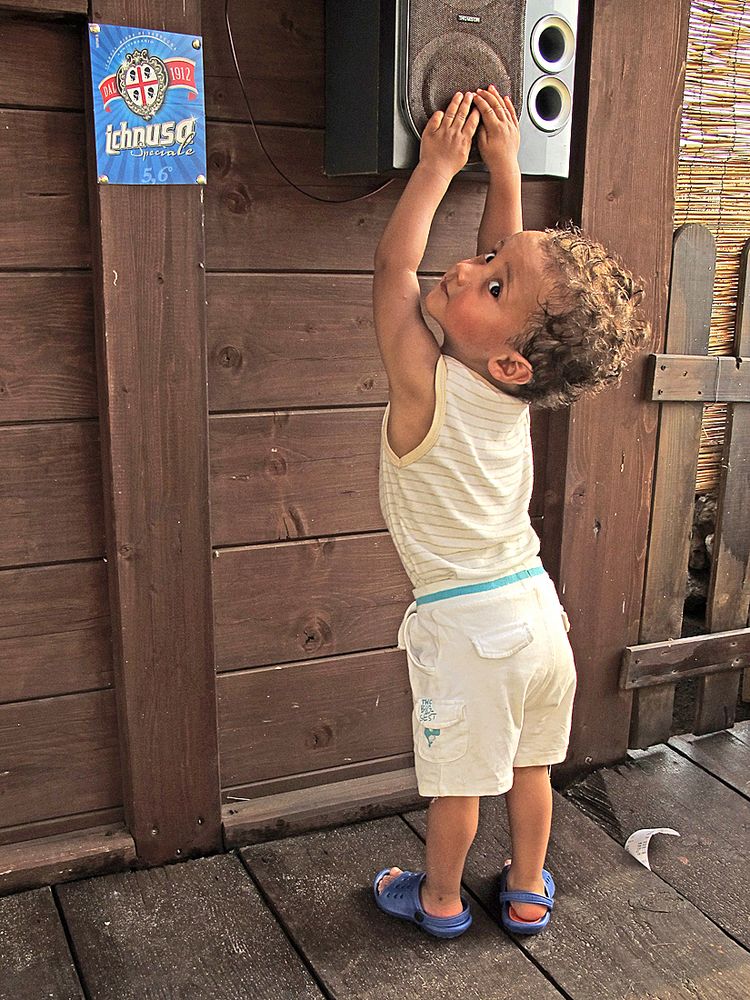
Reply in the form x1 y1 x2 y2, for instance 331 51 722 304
488 352 533 385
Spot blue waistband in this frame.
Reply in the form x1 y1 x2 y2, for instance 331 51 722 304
415 566 547 606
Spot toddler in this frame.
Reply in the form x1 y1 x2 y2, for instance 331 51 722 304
372 87 648 938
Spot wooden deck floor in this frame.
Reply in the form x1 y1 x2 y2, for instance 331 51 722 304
2 725 749 1000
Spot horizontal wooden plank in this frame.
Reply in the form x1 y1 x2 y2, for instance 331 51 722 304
648 353 750 402
0 887 85 996
0 690 121 829
209 408 383 544
207 273 388 409
222 752 413 802
622 627 750 687
213 533 411 670
0 807 125 849
204 0 323 127
0 825 134 898
0 0 87 15
669 722 750 797
205 122 562 271
217 648 412 786
0 110 89 269
0 274 96 423
567 744 750 949
0 423 104 567
226 770 424 847
57 853 324 1000
0 561 111 704
0 13 84 110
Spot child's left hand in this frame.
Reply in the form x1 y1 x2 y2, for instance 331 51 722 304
419 91 480 181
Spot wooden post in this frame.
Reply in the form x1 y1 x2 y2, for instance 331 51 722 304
698 240 750 728
630 224 714 748
82 3 221 862
554 0 691 778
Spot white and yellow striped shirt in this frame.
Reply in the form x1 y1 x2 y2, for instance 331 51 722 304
379 354 540 594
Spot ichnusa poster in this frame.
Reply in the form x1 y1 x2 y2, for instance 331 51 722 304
88 22 207 185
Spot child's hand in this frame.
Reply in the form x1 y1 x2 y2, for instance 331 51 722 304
419 91 480 182
474 86 521 175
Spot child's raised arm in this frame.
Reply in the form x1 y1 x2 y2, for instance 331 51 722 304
373 91 479 399
474 87 523 254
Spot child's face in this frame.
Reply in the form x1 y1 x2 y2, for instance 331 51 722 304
424 230 550 381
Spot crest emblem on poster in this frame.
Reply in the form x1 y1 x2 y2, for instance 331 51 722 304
88 23 207 185
116 49 169 120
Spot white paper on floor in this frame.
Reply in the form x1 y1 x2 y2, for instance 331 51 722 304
624 827 680 870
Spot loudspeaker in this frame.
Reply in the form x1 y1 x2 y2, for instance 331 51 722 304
325 1 578 178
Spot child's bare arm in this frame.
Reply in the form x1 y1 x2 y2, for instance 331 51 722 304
373 91 479 397
474 87 523 253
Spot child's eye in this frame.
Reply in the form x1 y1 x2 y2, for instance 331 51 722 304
488 279 502 298
484 252 496 263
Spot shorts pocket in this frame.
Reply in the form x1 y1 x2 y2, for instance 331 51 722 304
470 621 533 658
399 609 438 675
414 699 468 763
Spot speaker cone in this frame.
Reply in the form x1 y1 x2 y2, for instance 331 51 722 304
531 15 575 73
527 76 571 132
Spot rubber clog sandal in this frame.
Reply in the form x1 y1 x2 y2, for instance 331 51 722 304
498 862 555 936
373 868 472 939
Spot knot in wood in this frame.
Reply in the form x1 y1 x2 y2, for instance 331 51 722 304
219 345 242 369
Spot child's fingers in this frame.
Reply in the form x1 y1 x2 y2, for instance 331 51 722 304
426 109 444 133
477 88 508 124
462 106 481 136
442 90 464 124
451 91 475 127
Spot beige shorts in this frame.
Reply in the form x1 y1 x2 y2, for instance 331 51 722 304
398 570 576 797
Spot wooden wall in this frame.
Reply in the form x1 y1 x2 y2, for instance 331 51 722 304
0 11 123 846
202 0 564 802
0 1 563 852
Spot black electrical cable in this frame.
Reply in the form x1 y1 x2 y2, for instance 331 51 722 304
224 0 395 204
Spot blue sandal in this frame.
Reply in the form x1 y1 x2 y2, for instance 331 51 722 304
373 869 472 939
498 862 555 935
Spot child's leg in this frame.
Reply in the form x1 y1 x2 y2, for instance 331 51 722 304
376 795 479 917
503 764 553 920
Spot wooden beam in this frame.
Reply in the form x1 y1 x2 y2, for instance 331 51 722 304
632 224 715 747
553 0 691 776
697 238 750 729
82 5 221 863
647 353 750 402
621 627 750 688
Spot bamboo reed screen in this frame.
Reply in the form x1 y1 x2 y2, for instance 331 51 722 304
673 0 750 492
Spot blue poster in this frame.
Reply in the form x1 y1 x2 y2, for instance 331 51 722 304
88 23 207 185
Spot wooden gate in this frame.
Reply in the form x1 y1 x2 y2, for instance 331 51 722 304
623 223 750 748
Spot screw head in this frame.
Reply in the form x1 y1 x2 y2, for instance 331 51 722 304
196 174 207 185
192 38 202 49
89 23 101 34
98 175 109 184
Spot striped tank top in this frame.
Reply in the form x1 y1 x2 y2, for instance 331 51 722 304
379 354 540 593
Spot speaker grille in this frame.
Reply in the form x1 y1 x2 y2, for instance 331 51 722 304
406 0 527 156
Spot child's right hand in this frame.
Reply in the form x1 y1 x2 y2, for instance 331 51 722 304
474 86 521 175
419 91 481 181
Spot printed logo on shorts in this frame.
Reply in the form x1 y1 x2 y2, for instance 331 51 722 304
418 698 437 722
423 727 441 748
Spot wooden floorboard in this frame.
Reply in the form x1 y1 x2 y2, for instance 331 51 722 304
565 744 750 950
669 720 750 797
241 815 564 1000
55 853 324 1000
0 886 84 1000
407 791 750 999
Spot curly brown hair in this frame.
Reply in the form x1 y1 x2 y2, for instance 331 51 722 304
513 225 651 409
